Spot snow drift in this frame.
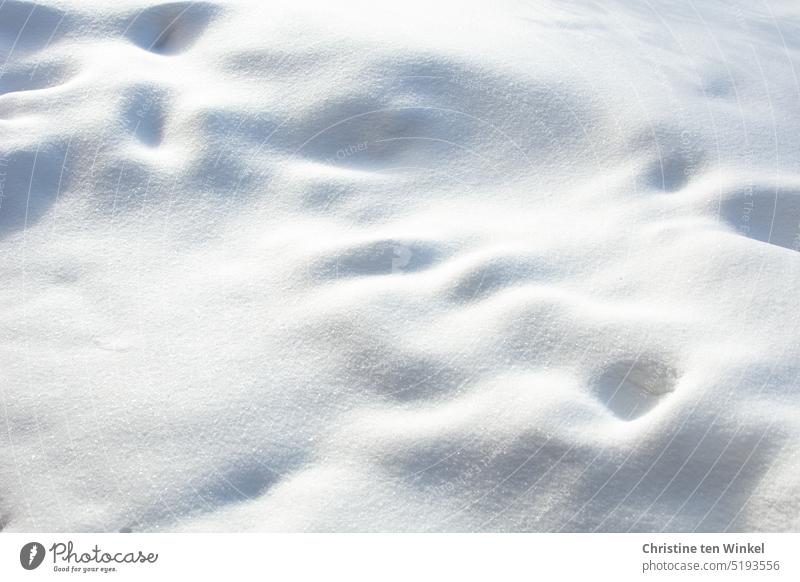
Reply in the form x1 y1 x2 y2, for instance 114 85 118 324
0 0 799 532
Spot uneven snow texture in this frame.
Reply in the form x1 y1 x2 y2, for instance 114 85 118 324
1 0 799 532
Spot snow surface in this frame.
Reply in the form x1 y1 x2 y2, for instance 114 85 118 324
0 0 799 532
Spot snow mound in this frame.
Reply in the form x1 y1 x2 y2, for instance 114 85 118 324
0 0 799 532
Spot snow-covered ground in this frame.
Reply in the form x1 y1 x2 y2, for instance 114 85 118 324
0 0 798 532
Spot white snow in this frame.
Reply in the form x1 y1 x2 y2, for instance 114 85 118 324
0 0 798 532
